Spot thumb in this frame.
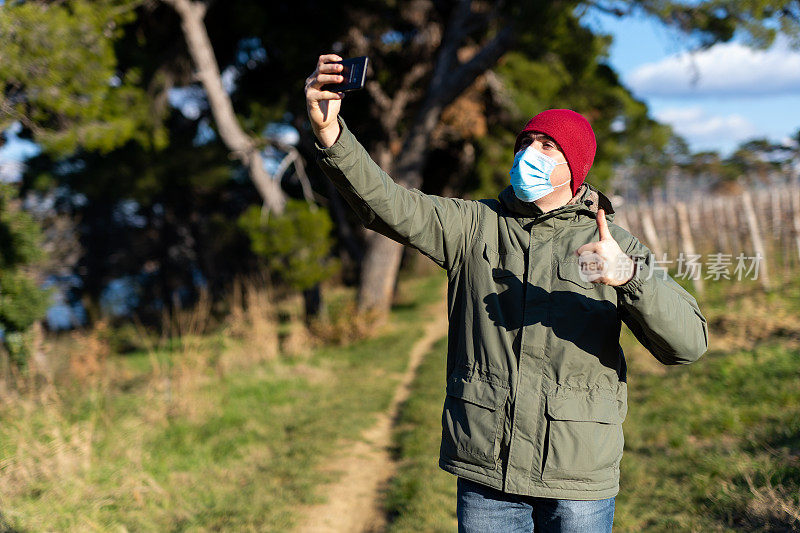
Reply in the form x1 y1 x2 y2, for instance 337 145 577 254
596 209 611 241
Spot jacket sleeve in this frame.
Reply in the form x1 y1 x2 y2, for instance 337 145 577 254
615 235 709 365
314 115 481 271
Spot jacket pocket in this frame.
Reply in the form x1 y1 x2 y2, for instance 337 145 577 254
484 242 525 279
541 391 624 483
441 375 509 470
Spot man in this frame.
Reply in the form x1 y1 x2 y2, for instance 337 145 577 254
305 54 708 532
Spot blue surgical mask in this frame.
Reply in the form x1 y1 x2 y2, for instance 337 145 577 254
509 146 569 202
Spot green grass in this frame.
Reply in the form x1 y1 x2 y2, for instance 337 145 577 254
384 336 455 533
384 274 800 532
4 269 798 531
0 272 447 531
615 341 800 532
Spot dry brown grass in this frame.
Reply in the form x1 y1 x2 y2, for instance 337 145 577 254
709 308 800 350
0 386 98 521
221 276 281 369
307 298 379 347
743 472 800 531
67 321 111 386
0 323 118 520
705 282 800 352
0 276 378 530
136 287 223 423
304 276 395 347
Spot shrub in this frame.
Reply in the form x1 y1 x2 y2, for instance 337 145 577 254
238 199 340 292
0 185 50 368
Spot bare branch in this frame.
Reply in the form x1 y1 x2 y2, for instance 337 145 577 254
368 62 429 136
163 0 207 18
346 25 371 56
366 81 392 113
386 63 428 126
400 63 429 93
286 148 319 210
161 0 285 214
581 0 629 17
0 99 43 137
461 0 504 36
428 0 473 94
436 24 514 107
392 22 514 181
273 150 294 183
484 70 516 112
408 20 443 55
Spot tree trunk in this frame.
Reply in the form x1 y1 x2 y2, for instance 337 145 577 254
163 0 285 214
358 231 405 313
303 284 323 321
355 8 514 315
355 115 433 315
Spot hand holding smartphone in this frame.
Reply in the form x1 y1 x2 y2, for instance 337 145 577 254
306 54 368 147
320 56 369 93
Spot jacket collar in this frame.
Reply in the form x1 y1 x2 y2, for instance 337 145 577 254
497 183 615 222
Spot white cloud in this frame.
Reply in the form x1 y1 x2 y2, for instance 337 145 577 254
655 107 758 148
627 39 800 97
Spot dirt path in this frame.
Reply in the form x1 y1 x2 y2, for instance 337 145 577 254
294 292 448 533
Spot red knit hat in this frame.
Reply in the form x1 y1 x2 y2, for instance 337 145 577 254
513 109 597 196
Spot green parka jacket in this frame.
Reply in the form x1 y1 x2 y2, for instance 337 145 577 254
315 116 708 500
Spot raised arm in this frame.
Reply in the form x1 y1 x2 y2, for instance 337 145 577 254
304 54 480 271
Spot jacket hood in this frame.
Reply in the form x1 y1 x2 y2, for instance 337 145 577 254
497 183 615 221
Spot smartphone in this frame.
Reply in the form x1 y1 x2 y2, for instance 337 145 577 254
321 56 369 92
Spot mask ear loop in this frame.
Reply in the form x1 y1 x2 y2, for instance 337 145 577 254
550 162 571 190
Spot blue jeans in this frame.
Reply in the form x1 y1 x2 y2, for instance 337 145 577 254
457 477 615 533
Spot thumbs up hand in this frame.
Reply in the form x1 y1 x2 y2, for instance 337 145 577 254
575 209 635 286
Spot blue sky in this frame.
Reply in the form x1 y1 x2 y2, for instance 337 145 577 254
583 10 800 155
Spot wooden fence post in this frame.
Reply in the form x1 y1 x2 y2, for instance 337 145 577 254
713 198 730 254
791 185 800 263
615 210 630 232
771 188 781 235
640 209 664 260
675 201 704 294
621 183 797 288
742 191 771 290
725 196 742 253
